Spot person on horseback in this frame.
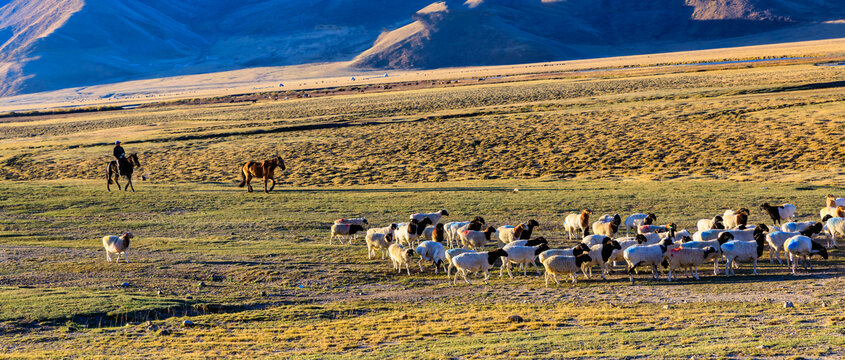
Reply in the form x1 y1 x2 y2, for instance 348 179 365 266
113 141 126 174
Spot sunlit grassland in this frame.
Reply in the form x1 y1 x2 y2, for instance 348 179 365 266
1 56 845 357
1 63 844 185
0 179 843 357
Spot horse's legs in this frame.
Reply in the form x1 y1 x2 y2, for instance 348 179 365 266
268 177 276 192
115 176 122 191
127 176 135 192
264 176 269 193
245 173 253 192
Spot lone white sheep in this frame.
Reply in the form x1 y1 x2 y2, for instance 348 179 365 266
103 232 133 263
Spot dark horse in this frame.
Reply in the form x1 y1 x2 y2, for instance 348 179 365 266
107 153 141 192
237 156 286 193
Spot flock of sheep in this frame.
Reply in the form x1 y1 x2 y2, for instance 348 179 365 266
329 195 844 286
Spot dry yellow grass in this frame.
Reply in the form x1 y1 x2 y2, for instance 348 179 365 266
1 62 844 185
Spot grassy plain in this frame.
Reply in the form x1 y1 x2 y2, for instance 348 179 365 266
0 50 844 358
0 179 843 358
1 60 844 186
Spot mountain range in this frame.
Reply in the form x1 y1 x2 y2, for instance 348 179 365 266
2 0 845 97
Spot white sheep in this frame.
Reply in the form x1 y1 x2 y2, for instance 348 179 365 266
451 249 508 285
538 243 591 263
446 217 485 248
824 217 844 248
720 231 767 276
542 254 592 286
581 234 611 246
723 208 750 229
820 206 845 221
623 238 673 283
784 235 829 275
583 239 622 280
334 218 368 243
564 209 592 239
445 248 475 277
330 224 366 245
395 218 433 247
638 223 675 235
665 246 717 281
825 194 845 208
500 243 550 278
696 216 725 232
640 228 686 245
691 228 723 242
334 217 368 226
416 241 447 274
410 209 449 225
365 232 394 260
103 232 133 263
367 223 397 237
623 213 657 237
592 214 621 238
607 235 647 267
679 232 734 275
719 224 769 242
459 226 497 249
497 224 529 245
759 203 796 226
388 243 415 275
782 221 815 234
766 223 824 264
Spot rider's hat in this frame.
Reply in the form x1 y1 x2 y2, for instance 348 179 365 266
115 141 121 144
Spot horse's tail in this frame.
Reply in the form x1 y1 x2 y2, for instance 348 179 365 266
237 165 246 187
107 161 115 184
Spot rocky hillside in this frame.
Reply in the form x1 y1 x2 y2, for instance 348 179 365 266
1 0 844 97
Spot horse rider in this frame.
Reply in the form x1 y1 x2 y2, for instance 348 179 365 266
113 141 126 173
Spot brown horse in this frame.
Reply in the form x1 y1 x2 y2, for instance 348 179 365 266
237 156 286 193
107 153 141 192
